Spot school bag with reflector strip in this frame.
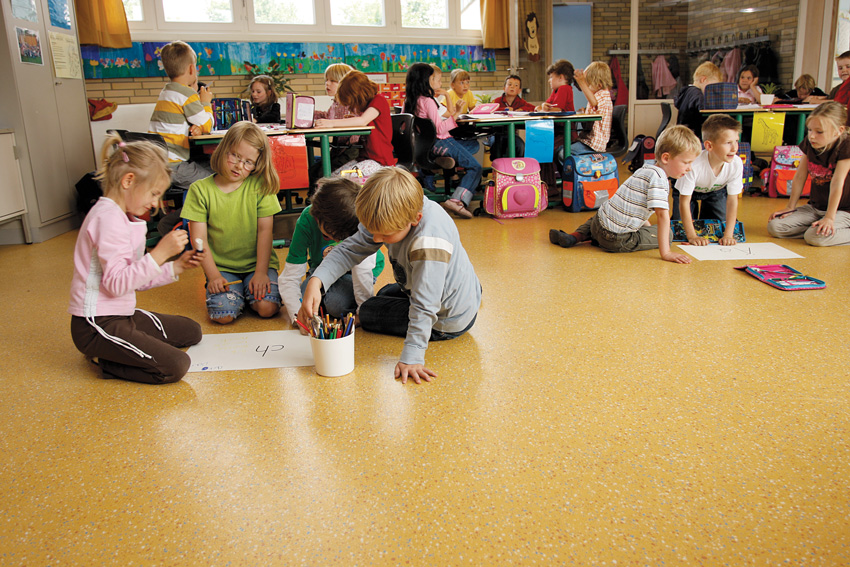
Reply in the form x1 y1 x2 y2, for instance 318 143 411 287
766 145 811 197
482 157 547 219
562 153 620 212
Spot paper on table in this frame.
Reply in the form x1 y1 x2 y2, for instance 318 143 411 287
677 242 803 261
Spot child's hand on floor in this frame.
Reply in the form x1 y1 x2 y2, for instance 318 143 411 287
395 362 436 385
173 250 205 275
718 235 737 246
661 251 692 264
688 236 710 246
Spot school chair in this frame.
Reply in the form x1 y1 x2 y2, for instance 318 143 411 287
606 105 629 157
391 113 414 170
412 117 457 198
656 102 672 139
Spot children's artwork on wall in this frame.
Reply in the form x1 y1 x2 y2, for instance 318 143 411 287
525 12 540 62
81 43 146 78
47 0 71 29
81 41 497 80
345 43 387 73
469 45 496 72
186 330 314 372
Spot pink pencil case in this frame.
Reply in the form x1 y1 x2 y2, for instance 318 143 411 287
735 264 825 291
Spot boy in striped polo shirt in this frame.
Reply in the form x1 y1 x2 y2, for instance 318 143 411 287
549 125 700 264
299 168 481 385
149 41 215 190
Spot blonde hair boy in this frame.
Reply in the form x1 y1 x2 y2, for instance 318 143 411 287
583 61 613 90
355 167 423 234
550 125 700 264
673 115 744 246
324 63 353 83
692 62 722 91
298 166 482 385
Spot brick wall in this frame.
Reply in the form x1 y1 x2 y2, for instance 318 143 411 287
587 0 798 98
84 50 512 105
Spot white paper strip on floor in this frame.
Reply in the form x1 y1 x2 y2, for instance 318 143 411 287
678 242 804 261
186 330 314 372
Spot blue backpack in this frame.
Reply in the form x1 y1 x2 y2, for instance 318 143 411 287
562 153 620 212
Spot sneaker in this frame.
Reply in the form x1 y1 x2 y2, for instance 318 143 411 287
442 199 473 219
549 229 577 248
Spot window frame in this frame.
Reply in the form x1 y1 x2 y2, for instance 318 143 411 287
126 0 483 43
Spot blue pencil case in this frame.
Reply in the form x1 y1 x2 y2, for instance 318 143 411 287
671 219 745 242
735 264 825 291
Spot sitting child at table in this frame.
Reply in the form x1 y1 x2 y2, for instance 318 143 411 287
737 65 763 104
781 74 827 103
494 75 535 112
571 61 614 156
149 40 214 191
548 125 700 264
673 114 743 246
404 62 482 219
768 101 850 246
489 75 535 160
446 69 476 114
314 70 397 179
308 63 359 192
826 51 850 108
674 61 722 136
297 167 481 385
248 75 281 123
535 59 575 112
182 122 282 324
278 177 384 328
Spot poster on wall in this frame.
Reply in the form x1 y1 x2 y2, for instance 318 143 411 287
11 0 38 23
49 31 81 79
48 0 71 29
16 27 43 65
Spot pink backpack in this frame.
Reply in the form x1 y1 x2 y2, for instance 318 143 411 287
483 158 547 219
767 145 811 198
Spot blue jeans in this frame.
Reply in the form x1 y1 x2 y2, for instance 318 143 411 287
206 268 281 320
671 189 728 221
427 138 483 206
359 283 477 340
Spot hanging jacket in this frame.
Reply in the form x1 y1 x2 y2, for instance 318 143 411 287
652 55 677 98
609 55 629 106
722 48 742 84
636 55 649 100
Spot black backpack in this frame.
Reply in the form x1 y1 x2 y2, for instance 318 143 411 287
622 135 656 173
75 172 103 215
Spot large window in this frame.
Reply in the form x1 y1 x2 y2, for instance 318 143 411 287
123 0 481 41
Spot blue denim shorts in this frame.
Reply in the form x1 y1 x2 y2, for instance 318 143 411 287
206 268 281 320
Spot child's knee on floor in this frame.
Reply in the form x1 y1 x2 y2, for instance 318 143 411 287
206 290 244 323
251 299 280 318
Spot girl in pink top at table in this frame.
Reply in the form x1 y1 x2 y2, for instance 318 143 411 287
68 134 205 385
315 70 397 179
403 62 483 219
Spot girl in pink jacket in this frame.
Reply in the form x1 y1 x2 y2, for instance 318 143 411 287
69 134 204 384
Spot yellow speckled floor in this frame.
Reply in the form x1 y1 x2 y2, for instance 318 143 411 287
1 194 849 565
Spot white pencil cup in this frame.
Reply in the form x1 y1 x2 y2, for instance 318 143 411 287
310 331 355 377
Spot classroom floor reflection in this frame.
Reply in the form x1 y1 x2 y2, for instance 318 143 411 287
1 193 848 565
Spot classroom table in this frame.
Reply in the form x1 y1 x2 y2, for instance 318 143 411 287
191 125 374 179
702 105 817 144
457 113 602 158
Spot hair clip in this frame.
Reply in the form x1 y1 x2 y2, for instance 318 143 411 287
116 141 129 162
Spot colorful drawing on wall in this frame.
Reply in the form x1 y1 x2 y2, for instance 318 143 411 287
439 45 466 72
81 41 497 80
469 45 496 72
345 43 387 73
16 27 43 65
189 42 230 76
48 0 71 29
524 12 540 62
